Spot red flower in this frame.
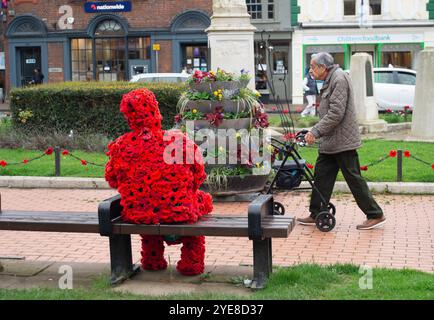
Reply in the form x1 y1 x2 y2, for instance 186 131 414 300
307 163 314 169
105 89 213 276
389 150 397 158
404 150 411 158
386 109 393 113
205 112 224 127
62 150 70 156
81 160 87 166
23 159 29 164
404 106 411 111
253 111 269 129
283 133 295 141
432 164 434 170
360 166 368 171
283 109 289 114
0 160 6 167
174 114 182 123
45 148 54 155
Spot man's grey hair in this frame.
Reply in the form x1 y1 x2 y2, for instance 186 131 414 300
311 52 335 69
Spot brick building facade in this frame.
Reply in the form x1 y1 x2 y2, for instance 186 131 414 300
2 0 212 92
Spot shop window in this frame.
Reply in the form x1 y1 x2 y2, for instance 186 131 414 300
128 37 151 60
272 50 287 74
183 45 208 73
247 0 275 20
254 41 267 90
71 38 93 81
94 20 124 36
369 0 382 15
344 0 356 16
95 38 126 81
382 52 412 69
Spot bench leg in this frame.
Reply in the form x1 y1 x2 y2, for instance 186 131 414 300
109 234 140 285
251 238 272 289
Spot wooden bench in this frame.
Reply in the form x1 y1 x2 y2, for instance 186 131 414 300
0 194 294 288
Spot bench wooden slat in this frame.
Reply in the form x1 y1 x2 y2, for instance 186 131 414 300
1 211 294 238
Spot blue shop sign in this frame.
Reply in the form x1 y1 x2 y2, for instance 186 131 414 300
85 1 132 13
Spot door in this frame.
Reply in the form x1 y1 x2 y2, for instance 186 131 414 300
270 45 291 103
18 47 41 87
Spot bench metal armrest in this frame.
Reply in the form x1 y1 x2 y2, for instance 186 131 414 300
248 194 274 240
98 194 122 236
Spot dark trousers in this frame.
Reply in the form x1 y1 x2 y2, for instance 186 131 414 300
309 150 383 220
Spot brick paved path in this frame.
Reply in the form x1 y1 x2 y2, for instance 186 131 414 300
0 188 433 273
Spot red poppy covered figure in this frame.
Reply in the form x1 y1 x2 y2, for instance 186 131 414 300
105 88 213 276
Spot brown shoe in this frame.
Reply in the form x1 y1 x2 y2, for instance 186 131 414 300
297 216 316 226
356 216 386 230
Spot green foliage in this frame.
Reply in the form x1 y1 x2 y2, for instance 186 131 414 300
10 81 185 138
380 113 412 124
186 91 212 100
0 264 432 300
182 109 205 120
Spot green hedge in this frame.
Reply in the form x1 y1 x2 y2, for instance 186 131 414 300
10 81 185 137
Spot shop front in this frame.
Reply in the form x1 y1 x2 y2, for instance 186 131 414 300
6 9 211 88
302 32 425 72
253 33 292 103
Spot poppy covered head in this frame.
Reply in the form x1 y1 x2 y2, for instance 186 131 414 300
120 88 163 132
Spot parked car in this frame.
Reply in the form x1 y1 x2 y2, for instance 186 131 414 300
373 67 416 111
129 72 190 83
344 66 416 111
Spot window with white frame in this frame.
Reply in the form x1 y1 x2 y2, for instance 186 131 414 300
369 0 382 15
246 0 275 20
344 0 357 16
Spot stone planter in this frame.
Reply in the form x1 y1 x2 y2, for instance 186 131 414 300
210 81 243 92
185 100 249 114
188 82 213 92
189 118 251 130
189 81 244 92
200 173 269 196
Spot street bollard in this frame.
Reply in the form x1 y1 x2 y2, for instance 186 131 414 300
397 149 403 182
55 147 61 177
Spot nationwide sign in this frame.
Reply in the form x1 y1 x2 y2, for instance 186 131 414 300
84 1 132 13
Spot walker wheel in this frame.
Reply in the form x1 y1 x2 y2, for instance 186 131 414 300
327 203 336 216
273 202 285 215
315 211 336 232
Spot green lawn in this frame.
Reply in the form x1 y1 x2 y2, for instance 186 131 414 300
0 148 107 178
268 114 411 128
0 264 432 300
296 139 434 183
0 139 433 182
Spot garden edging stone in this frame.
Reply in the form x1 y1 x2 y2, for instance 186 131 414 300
0 176 433 194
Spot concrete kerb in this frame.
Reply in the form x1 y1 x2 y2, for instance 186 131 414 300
0 260 253 296
1 176 434 194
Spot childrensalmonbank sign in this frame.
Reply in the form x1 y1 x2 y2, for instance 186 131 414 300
85 2 132 13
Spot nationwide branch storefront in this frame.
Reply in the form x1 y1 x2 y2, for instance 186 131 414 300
4 0 212 89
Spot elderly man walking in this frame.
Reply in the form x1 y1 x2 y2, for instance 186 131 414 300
297 52 386 230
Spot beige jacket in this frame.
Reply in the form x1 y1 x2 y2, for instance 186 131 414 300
310 65 362 154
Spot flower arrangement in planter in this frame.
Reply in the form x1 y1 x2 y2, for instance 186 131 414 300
175 69 271 195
